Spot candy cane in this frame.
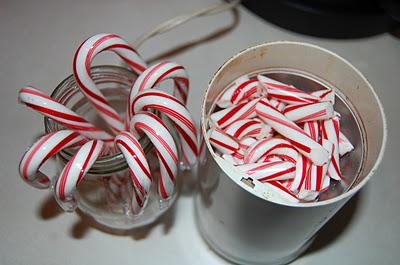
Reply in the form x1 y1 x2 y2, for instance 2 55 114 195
321 117 342 180
268 98 286 112
216 75 250 108
224 119 272 140
19 130 86 189
115 131 152 202
19 86 114 142
128 61 189 120
283 102 334 123
73 33 147 133
239 137 257 150
244 137 299 164
290 155 309 191
55 140 105 211
131 89 198 167
210 98 259 128
258 75 319 105
311 89 335 104
237 161 296 182
208 127 239 155
339 131 354 156
130 112 178 199
256 99 329 166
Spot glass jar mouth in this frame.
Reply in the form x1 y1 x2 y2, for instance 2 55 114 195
44 65 151 175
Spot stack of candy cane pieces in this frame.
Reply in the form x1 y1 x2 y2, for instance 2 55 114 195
18 33 198 214
207 74 354 203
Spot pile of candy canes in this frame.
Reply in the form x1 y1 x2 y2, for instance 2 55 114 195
207 74 354 202
18 33 198 213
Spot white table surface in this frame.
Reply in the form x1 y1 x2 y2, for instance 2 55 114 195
1 0 399 264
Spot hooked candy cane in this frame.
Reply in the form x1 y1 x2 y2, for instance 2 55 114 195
208 127 239 155
236 161 296 182
311 89 335 104
55 140 105 211
19 130 86 189
339 131 354 156
283 102 334 123
244 137 299 164
216 75 250 108
73 33 147 133
256 99 329 166
257 75 319 105
131 89 198 167
115 131 152 205
128 61 189 119
321 117 342 180
130 112 178 199
210 98 259 129
19 86 114 143
224 119 272 141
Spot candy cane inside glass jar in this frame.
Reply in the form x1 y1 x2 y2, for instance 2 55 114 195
45 65 179 229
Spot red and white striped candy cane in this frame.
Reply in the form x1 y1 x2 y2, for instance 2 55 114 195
283 102 334 123
258 75 319 105
19 86 114 143
130 112 178 199
210 98 259 129
224 119 272 141
115 131 152 207
244 137 298 164
229 79 260 105
303 139 333 191
131 89 198 167
290 155 308 191
239 137 257 150
208 127 239 155
268 98 286 112
19 130 86 189
321 117 342 180
237 161 296 182
311 89 335 104
128 61 189 120
216 75 250 108
339 131 354 156
55 140 105 211
265 181 299 203
256 99 329 166
73 33 147 133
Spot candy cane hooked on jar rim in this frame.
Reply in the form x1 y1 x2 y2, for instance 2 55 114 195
128 61 189 120
207 127 239 155
209 98 259 129
19 130 86 189
130 111 179 200
115 131 152 212
73 33 147 133
282 101 334 123
19 86 114 143
257 75 319 105
256 98 329 166
54 140 105 211
131 89 198 167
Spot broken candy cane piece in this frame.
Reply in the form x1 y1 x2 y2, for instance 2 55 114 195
256 99 329 166
210 98 259 129
257 75 319 105
208 127 239 155
339 131 354 156
224 119 272 141
216 75 251 108
321 117 342 180
244 137 298 164
239 137 257 150
236 161 296 182
310 89 335 104
283 102 335 123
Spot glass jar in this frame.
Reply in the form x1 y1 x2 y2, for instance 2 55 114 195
45 65 178 230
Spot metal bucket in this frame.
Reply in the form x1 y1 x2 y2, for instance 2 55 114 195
195 42 387 265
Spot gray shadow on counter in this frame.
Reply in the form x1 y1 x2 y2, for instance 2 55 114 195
301 190 363 257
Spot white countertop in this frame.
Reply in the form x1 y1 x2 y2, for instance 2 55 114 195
1 0 399 264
